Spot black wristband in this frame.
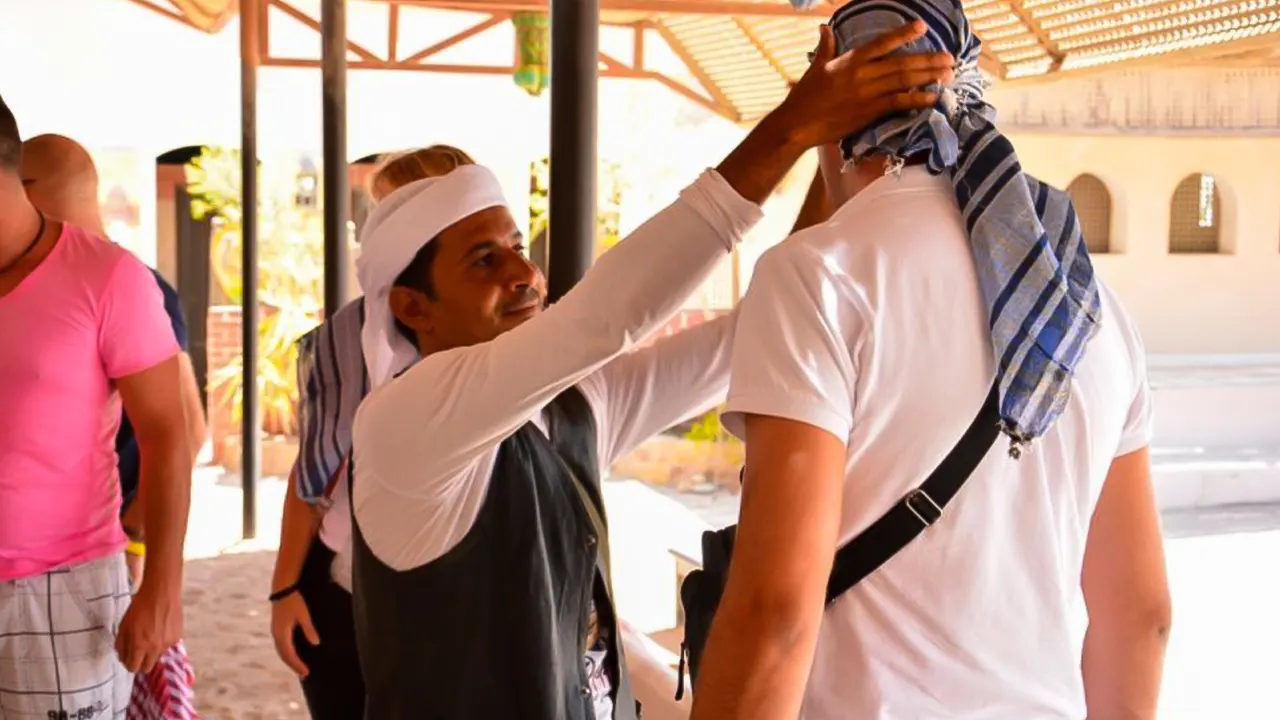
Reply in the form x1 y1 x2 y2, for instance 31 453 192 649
269 583 302 603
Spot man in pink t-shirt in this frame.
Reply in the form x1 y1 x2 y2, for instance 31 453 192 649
0 96 193 718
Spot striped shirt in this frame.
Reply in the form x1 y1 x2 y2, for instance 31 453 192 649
294 297 369 502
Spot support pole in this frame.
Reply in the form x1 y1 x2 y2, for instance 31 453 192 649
322 0 349 316
546 0 598 301
240 0 262 540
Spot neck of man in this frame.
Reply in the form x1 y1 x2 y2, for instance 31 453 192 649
60 205 106 238
0 179 43 264
830 155 895 205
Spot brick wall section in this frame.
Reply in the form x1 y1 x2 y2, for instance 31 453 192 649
206 306 242 467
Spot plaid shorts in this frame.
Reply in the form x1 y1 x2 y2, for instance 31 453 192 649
0 553 133 719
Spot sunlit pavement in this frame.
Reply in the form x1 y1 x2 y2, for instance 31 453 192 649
634 483 1280 719
192 470 1280 718
1158 506 1280 719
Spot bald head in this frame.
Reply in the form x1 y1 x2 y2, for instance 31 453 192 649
20 134 103 235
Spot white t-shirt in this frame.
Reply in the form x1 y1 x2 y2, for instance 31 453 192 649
722 166 1153 720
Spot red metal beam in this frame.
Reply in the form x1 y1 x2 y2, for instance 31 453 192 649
268 0 381 62
259 53 735 119
400 14 508 64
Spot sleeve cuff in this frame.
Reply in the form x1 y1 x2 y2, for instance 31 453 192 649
107 346 181 380
722 394 852 446
679 169 765 252
1115 425 1154 458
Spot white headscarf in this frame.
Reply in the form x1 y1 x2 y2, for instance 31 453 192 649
356 163 509 388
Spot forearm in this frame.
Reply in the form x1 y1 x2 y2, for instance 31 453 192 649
1082 615 1170 720
179 354 207 463
137 430 192 596
717 111 809 206
272 469 323 592
691 595 819 720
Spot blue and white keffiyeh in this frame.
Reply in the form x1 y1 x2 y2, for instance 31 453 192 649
830 0 1102 453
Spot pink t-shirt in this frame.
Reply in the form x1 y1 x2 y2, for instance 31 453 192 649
0 224 179 581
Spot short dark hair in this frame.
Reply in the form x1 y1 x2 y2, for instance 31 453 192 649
391 239 439 344
0 95 21 171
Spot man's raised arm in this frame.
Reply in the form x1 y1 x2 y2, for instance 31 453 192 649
356 21 953 496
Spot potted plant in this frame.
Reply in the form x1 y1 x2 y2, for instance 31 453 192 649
185 147 324 475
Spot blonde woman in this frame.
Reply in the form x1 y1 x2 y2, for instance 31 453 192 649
268 146 474 720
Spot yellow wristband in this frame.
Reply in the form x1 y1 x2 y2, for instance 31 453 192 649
125 540 146 557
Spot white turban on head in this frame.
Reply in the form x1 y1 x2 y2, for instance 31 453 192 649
356 163 509 389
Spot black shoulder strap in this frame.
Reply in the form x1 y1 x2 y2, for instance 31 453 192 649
823 380 1002 605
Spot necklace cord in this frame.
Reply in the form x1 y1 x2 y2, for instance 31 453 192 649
0 210 46 276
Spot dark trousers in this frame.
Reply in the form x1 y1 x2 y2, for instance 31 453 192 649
296 540 365 720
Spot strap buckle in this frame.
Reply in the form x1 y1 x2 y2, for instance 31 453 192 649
904 489 943 527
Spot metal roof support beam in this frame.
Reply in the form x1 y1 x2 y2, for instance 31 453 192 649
322 0 350 317
547 0 599 301
240 0 262 540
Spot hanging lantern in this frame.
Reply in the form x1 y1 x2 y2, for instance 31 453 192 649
512 12 550 97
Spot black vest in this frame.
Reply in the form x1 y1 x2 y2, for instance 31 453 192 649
350 388 638 720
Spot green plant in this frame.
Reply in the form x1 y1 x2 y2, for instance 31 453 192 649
186 146 323 437
528 156 626 256
684 406 736 444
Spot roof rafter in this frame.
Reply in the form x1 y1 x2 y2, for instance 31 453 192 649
254 0 740 120
111 0 1280 122
1005 0 1064 70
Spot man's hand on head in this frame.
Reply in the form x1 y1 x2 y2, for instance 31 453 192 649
716 20 952 205
771 21 954 150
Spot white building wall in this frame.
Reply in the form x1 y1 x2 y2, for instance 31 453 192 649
1006 133 1280 355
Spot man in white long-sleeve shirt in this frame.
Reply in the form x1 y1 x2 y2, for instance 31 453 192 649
348 23 955 720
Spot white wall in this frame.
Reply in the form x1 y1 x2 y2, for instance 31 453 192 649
1007 134 1280 355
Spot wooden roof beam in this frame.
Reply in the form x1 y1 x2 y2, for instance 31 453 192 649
372 0 833 18
733 17 794 84
1005 0 1064 70
651 20 741 121
979 47 1008 79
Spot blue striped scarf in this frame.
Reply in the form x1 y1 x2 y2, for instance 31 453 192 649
294 297 370 501
830 0 1102 453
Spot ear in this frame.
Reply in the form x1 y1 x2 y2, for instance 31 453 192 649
388 286 434 337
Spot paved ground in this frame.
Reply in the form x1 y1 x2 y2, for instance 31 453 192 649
1158 518 1280 720
189 468 1278 718
1146 355 1280 388
646 484 1280 718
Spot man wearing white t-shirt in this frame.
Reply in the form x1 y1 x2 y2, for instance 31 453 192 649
691 2 1172 719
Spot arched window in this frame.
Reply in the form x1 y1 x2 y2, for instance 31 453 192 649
1066 174 1112 254
1169 173 1222 254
